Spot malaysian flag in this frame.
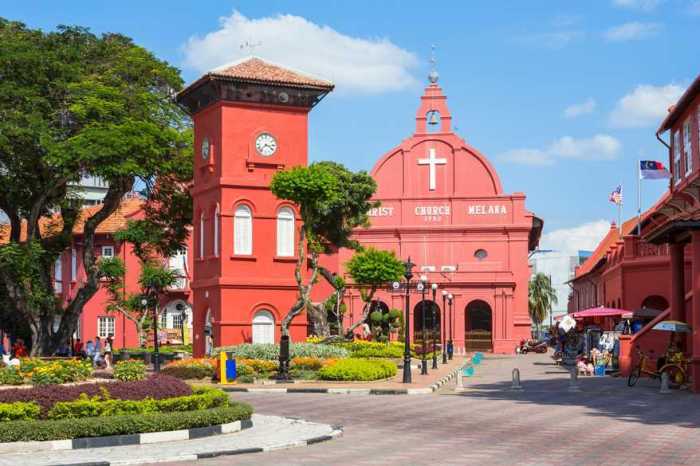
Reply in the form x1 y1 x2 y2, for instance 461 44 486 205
640 160 671 180
609 185 623 205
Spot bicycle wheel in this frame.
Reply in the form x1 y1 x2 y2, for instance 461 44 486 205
661 365 686 387
628 365 641 387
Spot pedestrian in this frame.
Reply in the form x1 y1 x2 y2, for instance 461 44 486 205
104 336 113 369
73 338 84 358
0 340 5 357
12 339 27 358
93 337 102 368
85 340 95 360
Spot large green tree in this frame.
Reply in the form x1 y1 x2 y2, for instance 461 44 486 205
0 20 191 354
528 272 558 332
270 161 377 338
345 247 404 335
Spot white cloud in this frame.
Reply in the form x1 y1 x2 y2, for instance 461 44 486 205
181 11 419 94
540 220 612 256
499 134 622 166
604 22 663 42
609 83 685 128
612 0 662 11
564 98 597 118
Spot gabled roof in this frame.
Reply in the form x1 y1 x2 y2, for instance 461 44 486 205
0 197 143 244
658 74 700 133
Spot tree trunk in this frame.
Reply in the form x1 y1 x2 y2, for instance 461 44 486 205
346 287 377 335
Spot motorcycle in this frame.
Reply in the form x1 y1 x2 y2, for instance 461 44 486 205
516 339 548 354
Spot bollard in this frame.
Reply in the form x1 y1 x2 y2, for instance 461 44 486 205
659 371 671 394
511 368 523 390
568 367 581 392
456 366 464 389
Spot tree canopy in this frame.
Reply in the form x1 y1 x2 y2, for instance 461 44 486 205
270 161 377 337
528 272 558 330
0 19 191 354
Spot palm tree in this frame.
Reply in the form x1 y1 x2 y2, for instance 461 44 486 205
528 273 558 336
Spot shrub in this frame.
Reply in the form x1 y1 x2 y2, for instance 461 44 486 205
291 357 324 370
113 360 146 382
239 359 278 374
46 386 229 420
30 359 92 385
0 375 191 415
215 343 348 360
0 403 253 442
0 366 24 385
318 359 397 381
161 359 216 380
0 401 41 421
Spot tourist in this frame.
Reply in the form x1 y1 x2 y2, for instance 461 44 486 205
104 336 113 369
12 339 27 358
93 337 102 368
85 339 95 361
73 338 84 358
0 340 5 356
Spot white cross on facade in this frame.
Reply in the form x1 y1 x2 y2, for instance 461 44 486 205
418 148 447 191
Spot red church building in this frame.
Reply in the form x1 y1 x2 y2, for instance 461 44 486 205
177 57 541 356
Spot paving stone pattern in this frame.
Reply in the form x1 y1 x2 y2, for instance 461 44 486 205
157 353 700 466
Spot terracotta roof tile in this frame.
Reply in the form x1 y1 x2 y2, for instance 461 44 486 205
0 198 143 244
209 57 334 90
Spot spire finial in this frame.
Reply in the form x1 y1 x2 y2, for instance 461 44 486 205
428 44 439 84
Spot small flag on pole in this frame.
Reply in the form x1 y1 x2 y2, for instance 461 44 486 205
640 160 671 180
609 185 623 205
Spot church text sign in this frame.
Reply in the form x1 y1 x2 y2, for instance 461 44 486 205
467 205 507 215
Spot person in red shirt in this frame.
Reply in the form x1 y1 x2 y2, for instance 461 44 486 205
12 339 27 358
73 338 84 357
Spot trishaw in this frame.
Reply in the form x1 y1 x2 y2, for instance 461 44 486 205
627 320 690 388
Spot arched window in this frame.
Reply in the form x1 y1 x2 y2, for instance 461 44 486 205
252 310 275 344
198 212 205 258
234 205 253 255
213 204 220 258
276 207 295 257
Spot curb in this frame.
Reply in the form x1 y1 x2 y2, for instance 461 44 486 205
221 366 461 395
0 419 253 454
54 424 344 466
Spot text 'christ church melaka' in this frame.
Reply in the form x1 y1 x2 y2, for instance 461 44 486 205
176 57 542 357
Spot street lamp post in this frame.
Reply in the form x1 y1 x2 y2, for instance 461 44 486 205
142 296 160 372
441 290 448 364
431 283 438 369
402 258 415 384
419 275 428 375
447 294 454 360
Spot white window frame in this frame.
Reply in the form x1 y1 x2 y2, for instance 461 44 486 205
71 248 78 281
684 119 692 175
673 130 682 185
199 213 205 258
54 257 63 293
276 207 295 257
234 205 253 255
101 245 115 258
97 316 115 338
214 204 220 258
252 310 275 344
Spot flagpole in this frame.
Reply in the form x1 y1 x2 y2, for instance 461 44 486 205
637 160 642 236
618 182 622 235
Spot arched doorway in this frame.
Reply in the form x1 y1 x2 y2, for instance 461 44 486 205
161 300 192 345
465 300 492 352
641 295 669 312
413 300 441 344
252 310 275 344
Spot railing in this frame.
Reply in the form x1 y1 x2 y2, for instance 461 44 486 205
637 243 670 258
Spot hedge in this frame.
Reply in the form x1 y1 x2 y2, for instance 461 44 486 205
46 386 229 420
0 403 253 442
0 367 23 385
318 359 397 381
215 343 349 360
0 401 40 422
0 375 192 415
113 360 146 382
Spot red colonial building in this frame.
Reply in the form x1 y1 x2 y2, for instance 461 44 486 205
177 58 541 356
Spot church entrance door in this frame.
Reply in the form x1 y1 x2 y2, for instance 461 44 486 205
465 300 493 352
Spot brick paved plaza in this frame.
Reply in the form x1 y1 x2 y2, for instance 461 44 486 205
157 353 700 466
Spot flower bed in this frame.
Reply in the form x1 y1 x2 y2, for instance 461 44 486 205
113 360 146 381
0 378 252 442
318 359 397 381
0 375 192 415
161 358 217 380
0 358 93 386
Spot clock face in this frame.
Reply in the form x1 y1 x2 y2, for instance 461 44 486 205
255 133 277 157
201 137 210 161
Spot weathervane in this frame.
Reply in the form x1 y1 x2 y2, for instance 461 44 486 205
240 40 262 52
428 44 439 84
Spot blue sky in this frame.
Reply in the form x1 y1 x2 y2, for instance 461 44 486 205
3 0 698 252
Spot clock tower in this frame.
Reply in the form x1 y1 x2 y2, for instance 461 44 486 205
177 57 334 356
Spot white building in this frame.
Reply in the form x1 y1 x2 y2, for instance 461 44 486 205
70 175 109 206
529 250 590 326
